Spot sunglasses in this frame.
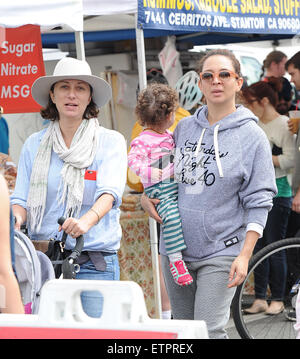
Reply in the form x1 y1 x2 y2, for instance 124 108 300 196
246 98 258 105
279 94 292 102
200 70 239 82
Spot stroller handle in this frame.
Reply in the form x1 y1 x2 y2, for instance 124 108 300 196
58 216 66 226
57 217 84 259
57 217 84 279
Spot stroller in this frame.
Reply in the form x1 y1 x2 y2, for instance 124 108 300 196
14 217 84 314
13 229 55 314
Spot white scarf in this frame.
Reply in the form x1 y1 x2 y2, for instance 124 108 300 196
27 118 99 232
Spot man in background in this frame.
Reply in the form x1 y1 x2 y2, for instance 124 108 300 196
262 50 295 116
286 51 300 216
262 50 287 78
286 52 300 94
284 51 300 322
276 78 296 116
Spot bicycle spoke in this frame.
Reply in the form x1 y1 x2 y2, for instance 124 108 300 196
232 238 300 339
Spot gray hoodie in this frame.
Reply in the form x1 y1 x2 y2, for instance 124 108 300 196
160 105 277 261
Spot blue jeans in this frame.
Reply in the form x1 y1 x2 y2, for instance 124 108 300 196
254 197 291 301
75 253 120 318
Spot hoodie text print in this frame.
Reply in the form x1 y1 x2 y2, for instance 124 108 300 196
159 105 278 261
176 133 229 188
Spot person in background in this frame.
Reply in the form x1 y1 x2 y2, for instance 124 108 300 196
284 51 300 321
261 50 287 79
286 51 300 202
0 174 24 314
286 51 300 94
242 77 294 315
141 49 277 338
11 57 127 318
0 106 9 155
261 50 295 116
276 78 296 116
287 52 300 112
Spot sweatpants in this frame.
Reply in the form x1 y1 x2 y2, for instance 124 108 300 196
161 254 237 339
144 180 186 254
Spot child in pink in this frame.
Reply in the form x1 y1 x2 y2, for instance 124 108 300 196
128 83 193 287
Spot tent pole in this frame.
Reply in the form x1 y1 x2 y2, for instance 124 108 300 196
148 217 162 320
135 20 147 90
75 30 85 60
135 14 162 320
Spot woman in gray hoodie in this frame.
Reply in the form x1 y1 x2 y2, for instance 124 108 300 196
141 49 277 338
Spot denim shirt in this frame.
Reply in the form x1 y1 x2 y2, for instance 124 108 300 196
10 126 127 252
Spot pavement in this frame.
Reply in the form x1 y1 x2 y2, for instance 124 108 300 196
225 310 297 339
226 316 242 339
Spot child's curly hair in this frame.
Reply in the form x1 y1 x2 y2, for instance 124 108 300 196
135 83 178 127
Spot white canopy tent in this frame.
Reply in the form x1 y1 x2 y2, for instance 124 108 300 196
0 0 83 31
81 1 147 92
0 0 148 122
0 0 85 59
83 0 137 16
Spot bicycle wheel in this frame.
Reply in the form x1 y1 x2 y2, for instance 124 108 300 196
232 237 300 339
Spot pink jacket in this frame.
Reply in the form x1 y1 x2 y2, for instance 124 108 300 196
128 130 175 188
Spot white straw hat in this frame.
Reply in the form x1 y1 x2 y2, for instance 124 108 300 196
31 57 112 108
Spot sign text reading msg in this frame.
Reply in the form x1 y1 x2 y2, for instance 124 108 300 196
143 0 300 16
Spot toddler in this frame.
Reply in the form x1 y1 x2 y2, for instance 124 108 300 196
128 83 193 286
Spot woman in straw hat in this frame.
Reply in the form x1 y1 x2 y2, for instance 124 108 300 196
11 57 127 317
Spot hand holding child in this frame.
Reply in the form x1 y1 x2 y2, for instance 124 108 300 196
151 168 163 182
